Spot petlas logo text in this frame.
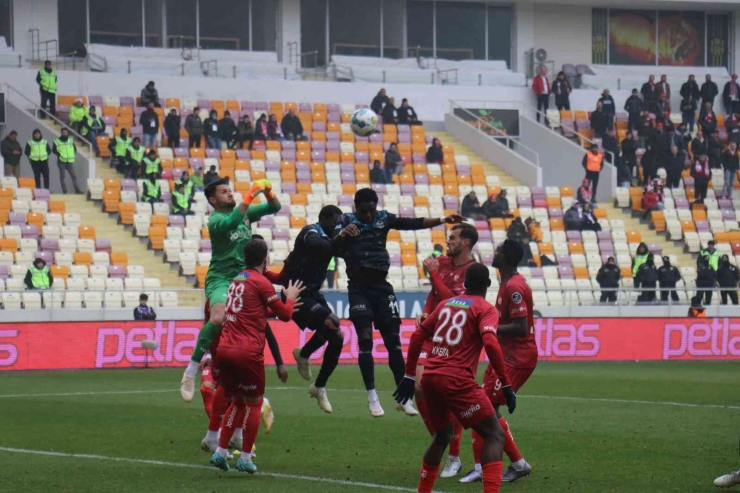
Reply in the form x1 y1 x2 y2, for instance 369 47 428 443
534 319 600 358
663 319 740 360
95 322 199 367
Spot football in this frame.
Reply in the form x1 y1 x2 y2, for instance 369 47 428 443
350 108 379 136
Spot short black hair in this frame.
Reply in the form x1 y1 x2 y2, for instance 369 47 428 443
452 223 479 247
132 137 141 143
244 239 268 269
252 234 264 240
319 205 342 220
354 187 378 206
140 294 149 301
204 178 230 201
465 263 491 292
501 239 524 266
9 130 17 136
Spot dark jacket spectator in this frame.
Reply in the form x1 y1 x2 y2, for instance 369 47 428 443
564 202 584 231
657 75 671 99
664 147 686 188
640 76 659 110
506 217 528 241
721 145 739 172
24 258 53 290
722 75 740 112
461 191 482 219
384 144 404 179
691 155 712 202
370 89 389 115
621 133 637 169
698 103 717 139
637 111 654 142
680 97 697 122
598 90 616 117
280 109 304 140
484 190 512 219
518 237 536 267
139 106 159 135
576 179 593 206
254 114 268 140
640 144 658 184
581 202 601 231
700 75 719 106
602 131 618 163
635 254 659 301
369 160 387 184
596 258 621 290
397 98 421 125
236 116 254 149
649 126 669 158
1 131 23 177
133 294 157 320
695 257 717 290
164 110 181 146
219 112 237 148
203 112 219 138
552 73 571 110
204 166 220 187
590 102 609 138
185 109 203 148
726 113 740 144
717 256 740 288
426 138 444 164
658 258 681 287
139 81 160 107
680 76 700 101
381 97 398 124
624 90 643 132
656 94 671 116
708 133 723 169
691 134 708 160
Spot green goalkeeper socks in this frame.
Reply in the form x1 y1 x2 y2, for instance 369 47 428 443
191 321 220 364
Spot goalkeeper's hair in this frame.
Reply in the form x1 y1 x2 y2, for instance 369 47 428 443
354 187 378 206
244 239 268 269
204 178 230 201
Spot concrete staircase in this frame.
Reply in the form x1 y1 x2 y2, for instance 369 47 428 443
434 131 521 189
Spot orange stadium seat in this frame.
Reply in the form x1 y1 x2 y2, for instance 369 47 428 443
74 252 92 267
111 252 128 266
51 265 69 280
149 227 165 250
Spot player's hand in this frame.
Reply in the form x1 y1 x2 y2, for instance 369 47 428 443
393 376 416 405
416 312 429 327
502 385 517 414
198 357 212 372
339 224 360 237
293 296 304 309
284 279 305 302
277 365 288 383
423 256 440 273
254 179 272 194
443 214 465 224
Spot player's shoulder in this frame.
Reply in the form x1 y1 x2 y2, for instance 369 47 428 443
506 273 532 294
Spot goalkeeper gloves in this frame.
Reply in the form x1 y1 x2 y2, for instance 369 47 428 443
502 385 517 414
393 375 416 405
242 179 274 205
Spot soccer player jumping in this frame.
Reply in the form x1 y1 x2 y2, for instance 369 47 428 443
416 223 479 478
333 188 464 417
395 263 516 493
209 239 304 473
460 239 536 484
180 178 281 401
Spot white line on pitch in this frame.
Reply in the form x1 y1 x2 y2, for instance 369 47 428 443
0 447 442 493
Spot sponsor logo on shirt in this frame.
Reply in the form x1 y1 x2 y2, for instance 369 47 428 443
238 383 258 391
267 294 279 303
511 292 523 304
483 325 497 333
419 351 428 359
350 304 367 311
460 403 481 419
229 229 252 242
445 298 473 309
310 303 322 312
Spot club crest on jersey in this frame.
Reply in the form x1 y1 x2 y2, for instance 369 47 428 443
445 298 472 309
376 220 386 229
511 292 523 304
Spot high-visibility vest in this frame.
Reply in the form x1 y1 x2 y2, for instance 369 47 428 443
29 266 50 289
114 136 131 157
700 248 720 271
28 139 49 161
53 137 75 163
328 257 336 271
81 115 102 136
143 157 161 175
38 69 57 93
586 152 603 172
176 179 193 196
689 308 706 318
144 180 160 200
172 191 189 211
632 252 648 276
69 105 88 123
128 145 144 162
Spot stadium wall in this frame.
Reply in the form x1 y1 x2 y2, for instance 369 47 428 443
281 0 301 64
12 0 59 61
533 4 592 76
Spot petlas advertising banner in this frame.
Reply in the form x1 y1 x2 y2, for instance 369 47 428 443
1 318 739 371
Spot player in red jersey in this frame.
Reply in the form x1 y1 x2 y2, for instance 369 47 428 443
415 223 479 478
460 239 537 484
209 239 304 474
395 263 516 493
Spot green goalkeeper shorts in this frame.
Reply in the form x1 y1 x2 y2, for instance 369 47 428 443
204 277 232 307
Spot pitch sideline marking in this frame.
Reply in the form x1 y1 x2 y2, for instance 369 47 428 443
0 446 439 493
0 387 738 410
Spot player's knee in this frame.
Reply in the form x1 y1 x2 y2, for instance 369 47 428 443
200 381 215 392
358 336 373 353
433 424 453 447
325 314 340 331
245 395 263 405
381 332 402 352
327 330 344 349
210 309 225 328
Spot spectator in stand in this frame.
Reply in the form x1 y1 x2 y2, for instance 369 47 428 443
236 114 254 150
656 93 671 118
125 137 144 179
139 103 160 150
596 257 620 303
370 88 389 115
721 142 739 199
53 128 82 194
381 97 399 124
203 165 220 188
658 256 681 303
581 202 601 231
191 167 205 192
25 128 50 189
426 138 444 164
693 255 716 306
620 129 637 181
281 109 304 141
488 189 513 218
461 190 484 220
109 128 131 174
24 257 53 290
724 74 740 115
552 71 571 111
617 155 633 188
701 74 719 108
598 89 616 123
632 242 650 276
637 109 653 148
171 182 194 216
518 237 537 267
532 66 550 124
640 74 659 113
1 130 22 178
691 153 712 203
582 144 604 199
641 182 662 219
203 110 221 149
658 74 671 99
709 130 723 170
700 240 720 271
133 294 157 320
727 112 740 144
664 145 686 189
649 121 669 162
142 172 161 205
397 98 421 125
68 99 88 134
254 113 268 141
640 143 657 185
369 160 387 184
185 107 203 148
590 101 609 138
602 129 618 163
635 253 658 303
576 178 593 206
680 93 697 134
564 201 583 231
717 255 740 305
525 217 543 242
139 81 160 107
219 111 237 149
691 131 708 161
624 88 642 132
267 114 285 141
164 108 181 150
36 60 57 119
506 217 528 241
384 143 404 181
698 101 717 139
141 149 162 179
176 171 195 198
673 123 689 151
680 74 700 102
81 106 105 152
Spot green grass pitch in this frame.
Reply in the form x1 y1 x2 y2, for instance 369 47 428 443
0 361 738 493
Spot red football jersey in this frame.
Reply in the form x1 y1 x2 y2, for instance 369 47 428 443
218 269 285 358
494 273 538 369
423 256 475 313
420 295 500 379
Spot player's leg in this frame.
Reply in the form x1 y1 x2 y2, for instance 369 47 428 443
348 286 384 416
492 367 534 482
199 363 216 418
471 415 506 493
417 377 453 493
714 468 740 488
377 315 418 416
309 313 343 413
441 420 464 478
294 331 324 380
414 363 436 434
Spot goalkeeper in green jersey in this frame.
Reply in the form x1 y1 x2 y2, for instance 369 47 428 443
180 177 281 401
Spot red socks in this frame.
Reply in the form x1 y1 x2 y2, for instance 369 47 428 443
482 461 503 493
242 398 264 455
498 417 523 463
207 386 229 432
417 461 440 493
200 385 214 418
449 420 463 457
218 401 246 449
472 429 484 464
415 398 436 435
